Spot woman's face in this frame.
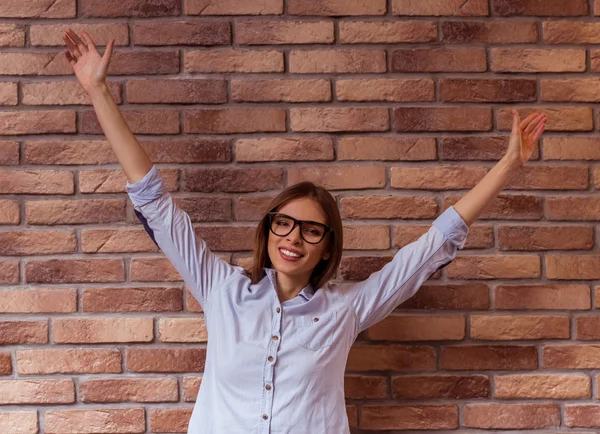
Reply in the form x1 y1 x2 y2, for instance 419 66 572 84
267 197 331 286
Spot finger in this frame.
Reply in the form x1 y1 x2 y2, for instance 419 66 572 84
530 120 546 144
80 30 97 53
524 113 545 134
100 39 115 75
66 28 88 54
63 33 81 58
511 109 520 133
64 50 77 67
519 112 538 130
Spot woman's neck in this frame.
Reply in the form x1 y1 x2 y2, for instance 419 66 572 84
275 271 310 302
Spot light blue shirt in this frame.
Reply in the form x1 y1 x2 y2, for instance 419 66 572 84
126 165 469 434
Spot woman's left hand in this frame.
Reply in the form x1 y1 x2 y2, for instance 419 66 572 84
505 110 547 169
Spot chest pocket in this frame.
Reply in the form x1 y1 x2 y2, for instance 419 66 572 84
294 311 337 351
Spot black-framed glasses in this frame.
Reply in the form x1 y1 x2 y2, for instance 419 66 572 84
267 212 332 244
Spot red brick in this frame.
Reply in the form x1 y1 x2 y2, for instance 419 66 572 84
150 408 192 433
542 78 600 102
127 348 206 372
288 0 385 15
589 50 600 71
82 0 180 17
0 261 19 284
339 21 436 43
0 53 71 75
133 21 230 45
341 196 438 219
338 137 435 161
343 225 389 250
195 226 255 251
236 20 333 44
491 48 586 72
0 170 73 194
471 315 569 340
236 137 333 161
159 318 207 342
444 194 543 220
45 408 145 434
565 405 600 428
393 0 488 15
360 405 458 430
130 258 182 282
392 375 489 399
235 195 276 221
441 136 539 161
126 79 226 104
347 405 357 429
340 256 392 281
184 49 283 73
183 167 283 193
80 378 178 403
499 225 594 250
82 287 183 313
26 199 126 225
344 375 387 399
400 283 490 310
391 166 486 189
369 315 465 341
0 321 48 344
0 111 75 135
107 51 180 75
0 199 19 224
547 255 600 280
0 230 76 255
232 79 331 102
442 346 538 370
394 107 492 131
289 49 386 73
447 255 540 279
494 0 588 16
26 259 124 284
0 380 74 404
22 81 121 105
82 109 179 135
0 0 75 18
291 107 388 132
0 354 11 375
183 377 202 401
543 345 600 369
53 318 153 344
0 24 24 47
544 22 600 44
544 137 600 160
440 78 536 102
186 288 204 313
496 284 591 310
0 82 17 105
336 78 434 102
0 412 37 434
495 374 591 399
0 141 19 165
185 0 282 15
82 229 158 253
464 403 560 429
30 23 129 46
175 197 232 222
288 165 385 190
184 108 285 134
546 197 600 220
347 345 436 371
0 288 76 313
441 21 537 43
576 316 600 339
392 48 487 72
17 349 121 375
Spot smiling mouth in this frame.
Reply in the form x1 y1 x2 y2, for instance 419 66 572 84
279 248 303 259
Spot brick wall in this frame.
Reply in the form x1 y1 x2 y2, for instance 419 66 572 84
1 0 600 432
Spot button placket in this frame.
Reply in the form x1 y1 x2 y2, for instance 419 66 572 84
259 303 282 433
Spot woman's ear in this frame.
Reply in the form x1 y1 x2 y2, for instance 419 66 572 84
322 252 331 261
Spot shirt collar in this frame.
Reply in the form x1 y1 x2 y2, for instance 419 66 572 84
265 268 315 302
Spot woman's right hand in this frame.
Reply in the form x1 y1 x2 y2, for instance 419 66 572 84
63 29 115 96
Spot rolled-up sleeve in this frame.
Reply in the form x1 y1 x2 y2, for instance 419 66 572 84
341 206 468 333
127 165 235 309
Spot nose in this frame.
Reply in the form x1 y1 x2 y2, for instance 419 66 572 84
286 224 302 244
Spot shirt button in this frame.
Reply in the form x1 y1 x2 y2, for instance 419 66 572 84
268 356 274 362
272 335 279 340
262 414 269 420
276 307 281 313
265 384 272 390
313 317 319 322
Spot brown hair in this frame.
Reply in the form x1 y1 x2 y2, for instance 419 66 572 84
248 182 343 289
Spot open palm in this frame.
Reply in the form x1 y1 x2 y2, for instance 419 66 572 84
507 110 547 168
63 29 114 95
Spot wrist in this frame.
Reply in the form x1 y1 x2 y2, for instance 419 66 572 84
88 83 110 99
499 154 522 173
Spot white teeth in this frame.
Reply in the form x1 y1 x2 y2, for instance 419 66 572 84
281 249 301 258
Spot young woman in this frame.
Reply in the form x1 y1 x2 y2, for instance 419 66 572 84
63 29 546 434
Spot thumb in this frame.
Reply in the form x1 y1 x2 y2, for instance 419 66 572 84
100 39 115 75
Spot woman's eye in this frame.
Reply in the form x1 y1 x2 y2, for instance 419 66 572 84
277 220 289 227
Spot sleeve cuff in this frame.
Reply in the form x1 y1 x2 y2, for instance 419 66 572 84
126 165 167 208
432 206 469 249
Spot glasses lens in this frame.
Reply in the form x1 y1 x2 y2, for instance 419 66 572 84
271 214 295 236
301 223 326 244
